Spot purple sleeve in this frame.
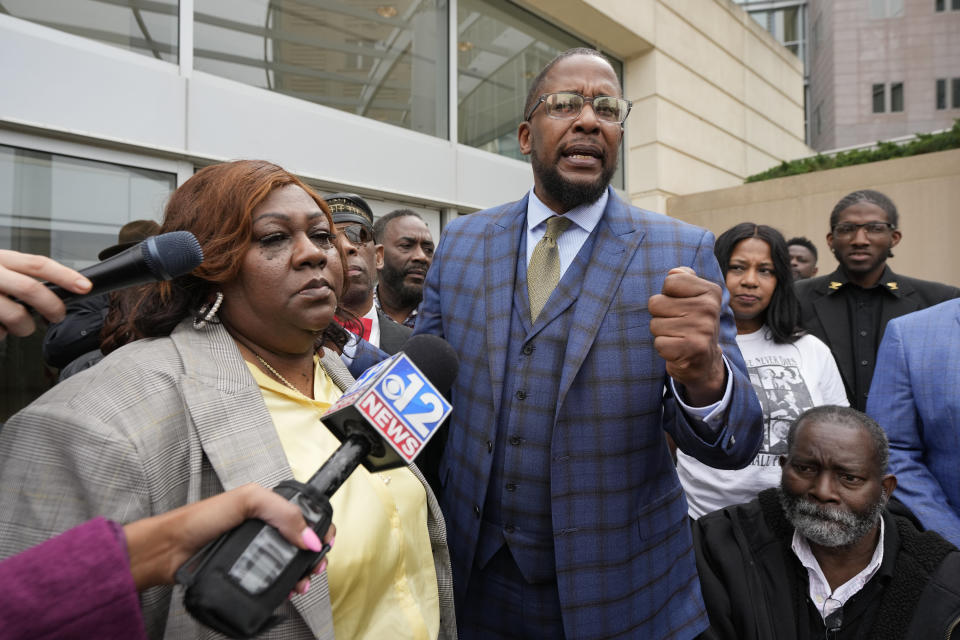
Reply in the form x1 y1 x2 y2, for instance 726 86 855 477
0 517 148 640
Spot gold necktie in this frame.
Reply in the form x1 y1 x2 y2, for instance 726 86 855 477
527 215 572 322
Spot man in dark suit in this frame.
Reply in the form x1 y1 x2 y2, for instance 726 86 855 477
414 48 762 639
326 193 410 355
794 189 960 410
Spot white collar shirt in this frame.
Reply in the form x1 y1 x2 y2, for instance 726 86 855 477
791 517 886 621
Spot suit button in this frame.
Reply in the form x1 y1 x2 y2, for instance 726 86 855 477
522 344 535 355
861 360 868 366
474 505 481 518
859 330 868 337
487 440 493 453
509 436 522 446
516 390 527 400
506 483 517 492
505 525 516 533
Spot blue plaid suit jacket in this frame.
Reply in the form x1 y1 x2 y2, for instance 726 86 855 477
414 188 763 639
867 298 960 548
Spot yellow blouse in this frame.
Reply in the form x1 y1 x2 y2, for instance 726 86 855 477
246 357 440 640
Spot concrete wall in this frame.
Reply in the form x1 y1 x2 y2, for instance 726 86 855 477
666 148 960 287
519 0 814 213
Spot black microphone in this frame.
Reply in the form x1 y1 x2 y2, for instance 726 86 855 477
177 334 458 639
48 231 203 301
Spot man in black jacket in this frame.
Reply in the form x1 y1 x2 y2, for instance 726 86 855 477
42 219 159 378
794 190 959 410
325 193 410 355
693 405 960 640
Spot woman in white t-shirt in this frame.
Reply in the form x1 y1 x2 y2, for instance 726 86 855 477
677 223 848 518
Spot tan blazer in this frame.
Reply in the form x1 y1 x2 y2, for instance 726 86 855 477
0 319 456 640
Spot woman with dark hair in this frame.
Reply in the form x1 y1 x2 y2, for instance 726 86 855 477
0 160 455 640
676 223 847 518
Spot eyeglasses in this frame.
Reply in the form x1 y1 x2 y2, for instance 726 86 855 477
339 224 374 245
525 92 632 124
831 221 895 238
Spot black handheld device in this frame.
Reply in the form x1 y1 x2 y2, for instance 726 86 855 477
176 335 458 638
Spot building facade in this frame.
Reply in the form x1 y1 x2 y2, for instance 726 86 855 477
736 0 960 151
0 0 807 418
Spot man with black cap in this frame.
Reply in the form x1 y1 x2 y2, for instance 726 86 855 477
43 219 160 378
325 193 410 355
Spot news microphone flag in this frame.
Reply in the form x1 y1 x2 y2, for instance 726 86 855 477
322 351 452 471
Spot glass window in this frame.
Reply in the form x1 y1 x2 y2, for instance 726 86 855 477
935 0 945 11
891 82 903 112
953 0 960 10
0 145 175 421
2 0 178 62
936 79 946 109
456 0 625 187
872 83 886 113
953 78 960 108
194 0 448 138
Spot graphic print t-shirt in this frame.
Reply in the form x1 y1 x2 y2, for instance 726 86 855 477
677 327 848 518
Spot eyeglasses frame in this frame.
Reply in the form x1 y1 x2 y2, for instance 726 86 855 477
831 221 896 238
524 92 633 124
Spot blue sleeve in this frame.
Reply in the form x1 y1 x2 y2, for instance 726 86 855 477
867 319 960 547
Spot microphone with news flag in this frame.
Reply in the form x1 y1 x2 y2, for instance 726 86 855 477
177 334 458 639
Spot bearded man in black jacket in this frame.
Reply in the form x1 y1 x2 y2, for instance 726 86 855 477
693 405 960 640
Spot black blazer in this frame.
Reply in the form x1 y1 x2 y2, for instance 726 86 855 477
377 308 412 355
794 266 960 408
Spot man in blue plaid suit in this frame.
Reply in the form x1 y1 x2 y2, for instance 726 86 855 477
414 48 763 639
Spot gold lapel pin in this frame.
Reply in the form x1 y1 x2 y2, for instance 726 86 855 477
887 282 898 290
829 281 842 290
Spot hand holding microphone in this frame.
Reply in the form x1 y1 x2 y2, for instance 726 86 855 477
2 231 203 339
177 334 458 639
0 250 91 339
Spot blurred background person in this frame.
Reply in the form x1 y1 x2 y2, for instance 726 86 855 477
0 160 455 640
867 298 960 548
42 219 160 379
795 189 960 410
326 193 410 355
373 209 434 328
786 235 818 280
677 223 847 518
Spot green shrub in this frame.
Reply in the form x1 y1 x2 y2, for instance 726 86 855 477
745 120 960 183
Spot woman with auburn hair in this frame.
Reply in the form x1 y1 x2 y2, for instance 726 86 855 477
0 160 456 640
676 223 848 518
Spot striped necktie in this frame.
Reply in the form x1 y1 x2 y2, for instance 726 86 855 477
527 215 572 322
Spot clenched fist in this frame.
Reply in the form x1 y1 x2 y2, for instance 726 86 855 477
648 266 726 406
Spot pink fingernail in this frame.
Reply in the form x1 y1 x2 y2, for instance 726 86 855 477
318 559 328 573
302 580 311 594
301 527 322 552
329 535 335 549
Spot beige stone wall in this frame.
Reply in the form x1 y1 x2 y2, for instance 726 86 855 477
518 0 814 213
666 148 960 287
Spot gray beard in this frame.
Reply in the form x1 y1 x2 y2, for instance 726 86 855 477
779 487 885 548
